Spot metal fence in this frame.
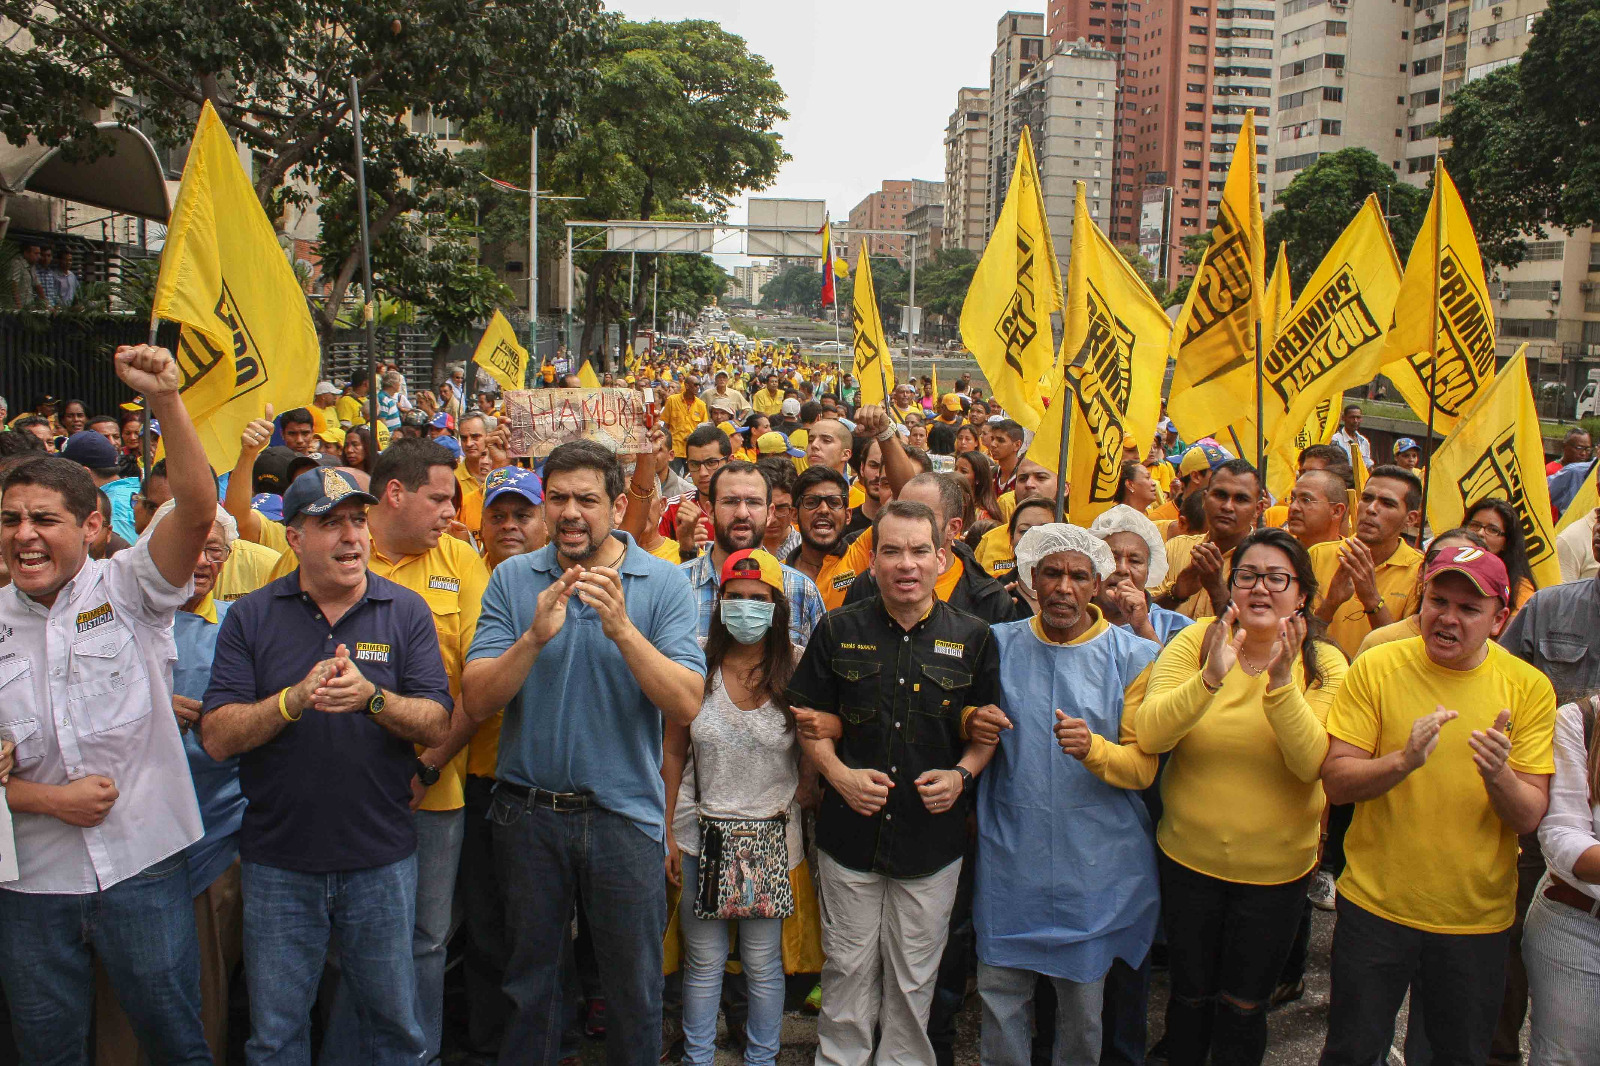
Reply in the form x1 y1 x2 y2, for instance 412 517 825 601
0 312 177 416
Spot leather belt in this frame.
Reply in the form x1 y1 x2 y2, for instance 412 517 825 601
495 782 595 812
1543 875 1600 918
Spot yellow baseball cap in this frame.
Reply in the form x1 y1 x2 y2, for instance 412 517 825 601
941 393 964 413
720 548 784 593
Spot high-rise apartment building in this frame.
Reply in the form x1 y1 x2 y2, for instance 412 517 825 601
846 179 944 263
905 203 945 267
1046 1 1143 242
943 87 992 253
1008 39 1121 275
987 13 1050 235
1269 0 1408 206
1123 1 1273 282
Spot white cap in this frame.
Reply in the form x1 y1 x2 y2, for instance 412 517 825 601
1087 504 1170 588
315 381 340 396
1014 523 1115 590
780 397 801 416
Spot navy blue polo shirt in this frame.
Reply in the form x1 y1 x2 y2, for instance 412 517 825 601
202 570 453 874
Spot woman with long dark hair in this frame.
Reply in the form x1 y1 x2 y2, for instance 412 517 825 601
663 549 803 1066
1113 458 1160 513
956 450 1003 522
341 425 377 474
1465 497 1538 612
1131 527 1347 1066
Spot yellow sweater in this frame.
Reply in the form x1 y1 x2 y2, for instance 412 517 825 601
1131 620 1348 884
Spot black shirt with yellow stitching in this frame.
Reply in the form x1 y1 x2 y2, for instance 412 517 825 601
787 596 1000 878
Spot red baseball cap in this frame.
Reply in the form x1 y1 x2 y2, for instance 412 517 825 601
1425 544 1510 605
720 548 784 594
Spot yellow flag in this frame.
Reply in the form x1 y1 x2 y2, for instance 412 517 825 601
1351 434 1368 496
1425 349 1560 588
152 100 320 470
959 125 1063 430
577 360 600 388
1264 242 1291 344
1378 164 1497 434
1166 110 1266 458
851 246 896 408
931 361 939 404
1262 196 1404 497
1030 183 1171 524
471 310 529 391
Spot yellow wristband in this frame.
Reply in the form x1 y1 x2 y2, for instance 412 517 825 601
279 687 301 722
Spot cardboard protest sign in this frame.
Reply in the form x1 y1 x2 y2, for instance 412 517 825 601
502 388 650 458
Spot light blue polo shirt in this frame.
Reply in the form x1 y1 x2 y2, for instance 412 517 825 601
467 531 705 840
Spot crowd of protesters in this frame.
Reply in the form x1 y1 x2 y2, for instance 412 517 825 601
0 335 1595 1066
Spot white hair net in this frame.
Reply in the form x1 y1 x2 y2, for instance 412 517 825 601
1014 523 1115 589
140 501 238 548
1088 504 1169 589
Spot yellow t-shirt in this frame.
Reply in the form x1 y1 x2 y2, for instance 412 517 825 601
997 491 1017 523
849 480 867 510
1326 638 1557 933
1151 534 1232 619
455 463 485 535
1354 614 1421 658
215 539 280 602
335 394 368 427
1147 460 1175 500
265 534 488 809
647 537 682 564
975 523 1015 580
1309 538 1423 661
664 395 708 457
1263 503 1289 528
254 513 290 554
753 389 785 416
1131 621 1348 885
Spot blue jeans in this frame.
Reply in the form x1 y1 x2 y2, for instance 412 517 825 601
490 789 666 1066
678 855 784 1066
240 856 424 1066
321 809 463 1066
0 853 208 1066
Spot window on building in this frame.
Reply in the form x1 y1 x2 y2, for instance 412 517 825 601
1406 154 1437 174
1498 318 1559 339
1524 240 1566 261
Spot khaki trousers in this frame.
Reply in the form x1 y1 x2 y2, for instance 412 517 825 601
814 853 962 1066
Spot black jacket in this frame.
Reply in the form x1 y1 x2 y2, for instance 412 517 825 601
842 539 1018 626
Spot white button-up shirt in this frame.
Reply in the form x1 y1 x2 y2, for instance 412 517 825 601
0 538 202 894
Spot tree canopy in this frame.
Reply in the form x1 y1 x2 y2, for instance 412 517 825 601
1263 148 1427 284
0 0 610 339
1438 0 1600 268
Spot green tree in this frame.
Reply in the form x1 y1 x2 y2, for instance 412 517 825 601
471 19 787 364
1263 148 1428 283
1437 0 1598 269
0 0 609 339
916 247 978 333
760 264 824 313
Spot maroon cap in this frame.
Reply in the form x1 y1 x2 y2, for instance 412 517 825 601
1425 544 1510 605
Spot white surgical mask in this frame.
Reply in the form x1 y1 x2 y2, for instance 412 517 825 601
719 599 775 644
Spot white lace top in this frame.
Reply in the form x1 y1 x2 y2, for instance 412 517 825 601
671 667 803 868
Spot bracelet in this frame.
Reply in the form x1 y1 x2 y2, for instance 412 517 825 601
876 425 897 442
279 687 301 722
627 484 654 500
1200 674 1223 695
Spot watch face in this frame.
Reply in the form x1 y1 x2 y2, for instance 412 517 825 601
368 692 386 714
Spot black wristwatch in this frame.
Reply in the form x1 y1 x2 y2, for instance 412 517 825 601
414 758 441 787
953 766 974 794
364 689 387 717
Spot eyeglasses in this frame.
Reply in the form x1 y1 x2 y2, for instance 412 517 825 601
685 457 726 472
200 545 230 563
1466 520 1507 539
799 493 848 511
716 496 766 511
1231 569 1296 592
770 502 796 516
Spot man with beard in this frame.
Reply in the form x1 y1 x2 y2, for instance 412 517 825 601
462 441 705 1066
679 460 824 645
788 466 859 611
1152 458 1265 619
975 524 1162 1066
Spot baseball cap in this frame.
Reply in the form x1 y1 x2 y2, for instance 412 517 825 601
148 420 161 437
317 424 346 447
720 548 784 594
250 493 284 523
717 420 739 438
314 381 340 397
941 393 964 413
1179 441 1232 476
281 467 378 523
1394 437 1421 456
435 435 463 462
251 446 299 494
59 430 122 469
780 397 801 417
483 466 543 508
1425 543 1510 605
756 431 804 458
428 412 454 431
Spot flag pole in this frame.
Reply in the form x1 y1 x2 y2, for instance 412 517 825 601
1054 378 1072 522
1255 316 1265 525
350 77 379 429
1418 177 1445 538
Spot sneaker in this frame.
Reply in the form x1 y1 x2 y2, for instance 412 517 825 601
804 983 822 1013
1309 869 1337 912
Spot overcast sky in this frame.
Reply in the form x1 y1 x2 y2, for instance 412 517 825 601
611 0 1011 231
